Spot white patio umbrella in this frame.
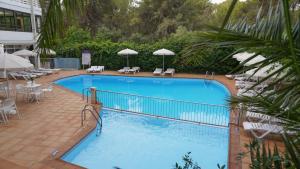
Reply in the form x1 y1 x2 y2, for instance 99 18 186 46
13 49 37 60
13 49 36 57
117 48 138 67
153 48 175 72
0 53 34 71
245 63 283 79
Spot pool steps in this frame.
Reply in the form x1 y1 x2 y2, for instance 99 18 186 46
81 104 102 136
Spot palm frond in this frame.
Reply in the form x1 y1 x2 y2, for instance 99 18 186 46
186 1 300 135
38 0 85 50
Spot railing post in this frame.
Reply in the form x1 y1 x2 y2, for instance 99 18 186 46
90 87 97 104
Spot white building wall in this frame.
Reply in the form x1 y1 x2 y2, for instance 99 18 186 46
0 0 41 15
0 0 42 45
0 30 35 45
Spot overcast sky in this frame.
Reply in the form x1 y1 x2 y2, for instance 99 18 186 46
210 0 226 4
134 0 231 5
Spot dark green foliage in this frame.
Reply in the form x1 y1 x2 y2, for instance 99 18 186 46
54 27 238 73
174 152 225 169
239 138 300 169
174 152 201 169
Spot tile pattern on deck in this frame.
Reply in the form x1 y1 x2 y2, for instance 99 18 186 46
0 71 87 168
0 70 284 169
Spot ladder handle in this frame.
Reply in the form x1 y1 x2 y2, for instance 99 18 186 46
81 104 103 135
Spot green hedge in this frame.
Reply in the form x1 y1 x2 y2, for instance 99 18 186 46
55 37 238 74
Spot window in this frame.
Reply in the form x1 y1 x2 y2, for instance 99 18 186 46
0 8 4 29
0 7 33 32
16 12 24 31
23 14 31 32
5 9 15 31
4 45 28 54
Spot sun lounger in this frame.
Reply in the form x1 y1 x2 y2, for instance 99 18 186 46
164 68 175 76
243 122 283 139
97 66 104 72
246 111 285 124
243 122 295 139
32 69 53 75
94 66 101 72
128 67 140 74
118 67 130 73
9 72 37 80
28 70 48 76
153 68 162 75
38 68 60 74
235 81 256 89
225 74 234 79
237 89 257 97
21 71 44 77
235 76 248 81
87 66 97 73
9 72 29 80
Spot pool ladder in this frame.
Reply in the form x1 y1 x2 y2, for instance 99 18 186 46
204 71 215 87
205 71 215 79
81 104 103 136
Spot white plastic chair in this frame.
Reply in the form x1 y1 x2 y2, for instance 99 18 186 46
0 98 21 124
42 84 53 97
28 86 43 103
16 84 28 101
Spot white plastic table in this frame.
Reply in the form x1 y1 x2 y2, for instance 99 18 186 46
24 83 42 102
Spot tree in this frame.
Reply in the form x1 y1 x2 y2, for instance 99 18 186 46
186 0 300 167
38 0 85 49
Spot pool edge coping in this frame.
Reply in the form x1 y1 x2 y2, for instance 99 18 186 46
41 71 240 169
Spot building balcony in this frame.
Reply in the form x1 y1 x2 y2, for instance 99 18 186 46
0 30 36 45
0 0 41 15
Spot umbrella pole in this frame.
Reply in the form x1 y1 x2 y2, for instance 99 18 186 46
163 55 165 72
127 55 129 67
4 52 7 79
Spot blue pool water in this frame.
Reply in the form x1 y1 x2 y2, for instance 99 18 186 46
55 75 230 104
56 75 231 126
55 75 231 169
62 110 229 169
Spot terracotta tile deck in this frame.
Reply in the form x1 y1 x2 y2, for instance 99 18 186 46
0 70 284 169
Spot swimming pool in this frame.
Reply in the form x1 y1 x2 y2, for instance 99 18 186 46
55 75 230 104
55 75 231 169
56 75 230 126
62 110 229 169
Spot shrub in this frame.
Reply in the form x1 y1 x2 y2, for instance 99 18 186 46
54 29 238 74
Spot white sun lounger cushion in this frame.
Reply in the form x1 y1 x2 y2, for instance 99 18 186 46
246 111 285 123
118 67 130 73
243 122 284 134
165 68 175 75
153 68 162 75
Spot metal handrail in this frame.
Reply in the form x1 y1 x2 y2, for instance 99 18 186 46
81 104 102 136
95 89 230 127
95 89 228 108
82 88 91 102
